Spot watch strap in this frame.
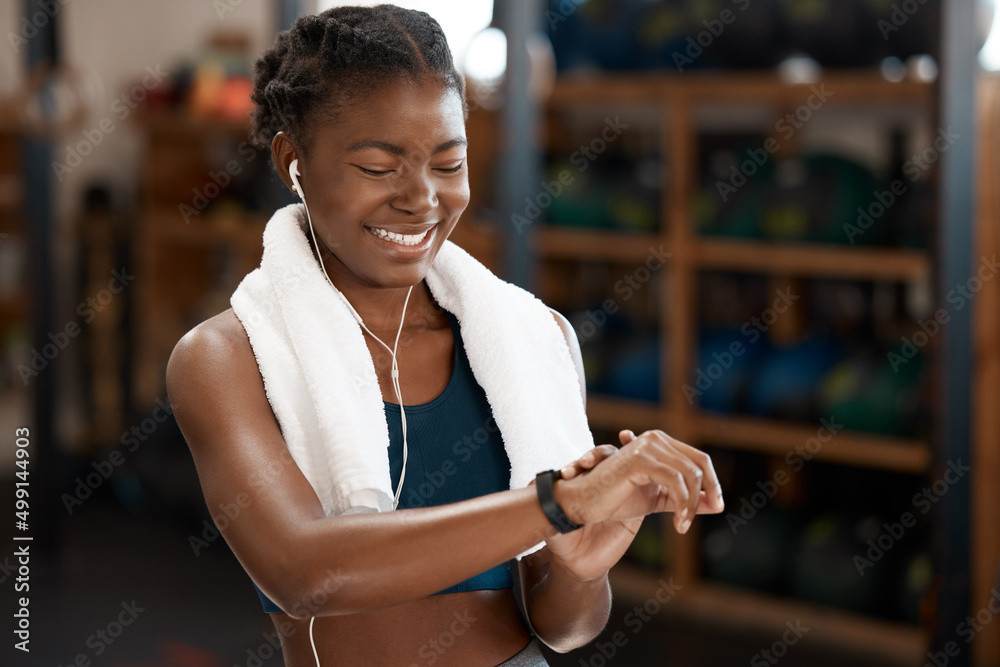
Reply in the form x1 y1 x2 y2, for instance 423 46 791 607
535 469 582 533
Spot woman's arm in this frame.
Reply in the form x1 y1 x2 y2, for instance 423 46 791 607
519 539 612 652
166 311 563 619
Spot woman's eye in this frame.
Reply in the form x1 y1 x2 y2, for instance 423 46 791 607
357 166 394 176
435 162 465 174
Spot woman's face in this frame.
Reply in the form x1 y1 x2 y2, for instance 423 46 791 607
292 78 470 292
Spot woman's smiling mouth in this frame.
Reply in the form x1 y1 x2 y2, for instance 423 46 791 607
364 224 439 255
366 225 432 246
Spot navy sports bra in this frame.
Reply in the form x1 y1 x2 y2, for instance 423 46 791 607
252 308 513 613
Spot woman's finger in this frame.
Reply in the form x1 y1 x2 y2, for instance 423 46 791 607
560 444 618 480
638 455 692 533
664 436 724 512
630 429 723 515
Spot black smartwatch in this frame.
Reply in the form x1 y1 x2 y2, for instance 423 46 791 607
535 469 582 533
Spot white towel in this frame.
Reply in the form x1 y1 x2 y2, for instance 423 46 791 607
230 203 594 544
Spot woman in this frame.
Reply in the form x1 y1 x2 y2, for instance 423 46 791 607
166 6 724 666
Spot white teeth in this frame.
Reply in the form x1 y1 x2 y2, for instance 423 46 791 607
368 226 430 246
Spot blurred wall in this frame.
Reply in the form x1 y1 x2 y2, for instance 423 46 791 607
0 3 25 97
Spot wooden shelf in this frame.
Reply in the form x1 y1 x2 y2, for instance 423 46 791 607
533 226 663 263
535 228 931 281
693 411 931 474
549 71 935 106
608 564 925 666
697 238 931 281
585 397 930 474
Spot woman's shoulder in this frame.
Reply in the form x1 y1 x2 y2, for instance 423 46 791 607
166 308 258 406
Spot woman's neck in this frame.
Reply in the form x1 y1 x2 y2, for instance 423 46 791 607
335 279 445 334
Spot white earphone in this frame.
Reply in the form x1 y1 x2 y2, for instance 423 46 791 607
289 157 414 667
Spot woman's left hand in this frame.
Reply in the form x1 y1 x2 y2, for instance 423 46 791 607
542 430 647 581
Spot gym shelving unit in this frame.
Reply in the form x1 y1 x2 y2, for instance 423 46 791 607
531 71 938 663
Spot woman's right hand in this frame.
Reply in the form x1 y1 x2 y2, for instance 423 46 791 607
555 429 724 534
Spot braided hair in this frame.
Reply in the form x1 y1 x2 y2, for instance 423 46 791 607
249 5 467 157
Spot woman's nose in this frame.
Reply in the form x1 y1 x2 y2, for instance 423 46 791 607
391 167 438 215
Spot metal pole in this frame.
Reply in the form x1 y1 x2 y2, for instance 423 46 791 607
496 0 542 290
934 0 976 661
23 0 60 554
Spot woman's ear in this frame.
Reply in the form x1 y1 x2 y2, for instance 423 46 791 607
271 131 300 196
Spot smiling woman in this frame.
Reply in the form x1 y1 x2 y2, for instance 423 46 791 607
164 5 723 667
271 78 471 292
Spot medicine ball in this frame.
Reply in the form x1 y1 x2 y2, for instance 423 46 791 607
758 155 883 245
789 514 881 613
702 505 795 594
747 336 843 421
